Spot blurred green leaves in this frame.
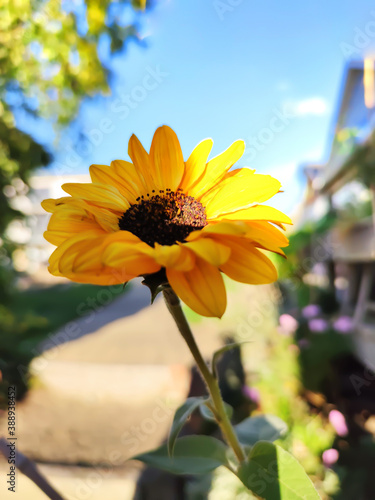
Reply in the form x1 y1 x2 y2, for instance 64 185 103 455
1 0 148 123
0 0 148 292
0 1 148 397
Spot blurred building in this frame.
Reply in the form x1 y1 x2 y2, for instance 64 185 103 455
300 59 375 367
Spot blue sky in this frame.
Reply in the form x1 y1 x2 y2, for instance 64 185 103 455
31 0 375 216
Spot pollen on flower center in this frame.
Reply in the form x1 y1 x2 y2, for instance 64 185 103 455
118 189 207 246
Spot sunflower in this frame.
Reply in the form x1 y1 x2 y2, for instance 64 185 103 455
42 126 291 318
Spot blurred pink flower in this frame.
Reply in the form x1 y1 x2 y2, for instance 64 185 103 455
242 386 260 404
278 314 298 335
333 316 353 334
302 304 322 319
308 318 329 333
322 448 339 466
329 410 348 436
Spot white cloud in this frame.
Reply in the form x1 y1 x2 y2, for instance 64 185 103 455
283 97 330 117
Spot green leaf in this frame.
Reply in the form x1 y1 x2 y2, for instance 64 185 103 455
133 436 229 475
199 401 233 422
235 415 288 446
238 441 321 499
168 397 207 456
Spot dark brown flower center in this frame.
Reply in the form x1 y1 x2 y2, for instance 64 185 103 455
118 189 207 246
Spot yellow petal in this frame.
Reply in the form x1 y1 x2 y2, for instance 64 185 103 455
153 243 195 271
44 231 68 246
67 265 134 286
58 272 126 286
47 207 96 231
167 258 227 318
186 221 249 240
105 230 144 245
48 230 102 276
182 238 231 266
73 260 141 285
179 139 213 192
110 159 145 196
205 169 282 219
220 239 278 284
87 206 121 233
62 183 129 212
213 231 286 259
46 194 121 234
201 219 287 245
189 140 245 198
89 164 139 203
41 198 60 213
127 134 156 193
102 233 161 276
45 206 103 245
244 221 289 248
58 237 103 275
41 197 84 213
218 205 292 225
49 230 157 284
149 125 185 190
196 168 245 205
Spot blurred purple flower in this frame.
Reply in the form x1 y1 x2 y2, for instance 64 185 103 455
302 304 322 319
333 316 353 334
297 339 310 349
278 314 298 335
329 410 348 436
242 386 260 404
308 318 329 333
322 448 339 466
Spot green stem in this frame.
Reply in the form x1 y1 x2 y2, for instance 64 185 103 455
163 288 246 464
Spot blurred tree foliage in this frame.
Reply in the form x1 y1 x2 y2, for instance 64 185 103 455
0 0 147 299
0 0 148 397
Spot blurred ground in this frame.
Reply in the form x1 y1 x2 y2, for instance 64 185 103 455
0 280 277 499
0 461 139 500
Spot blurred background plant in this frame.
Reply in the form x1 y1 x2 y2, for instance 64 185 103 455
0 0 148 401
274 191 375 499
